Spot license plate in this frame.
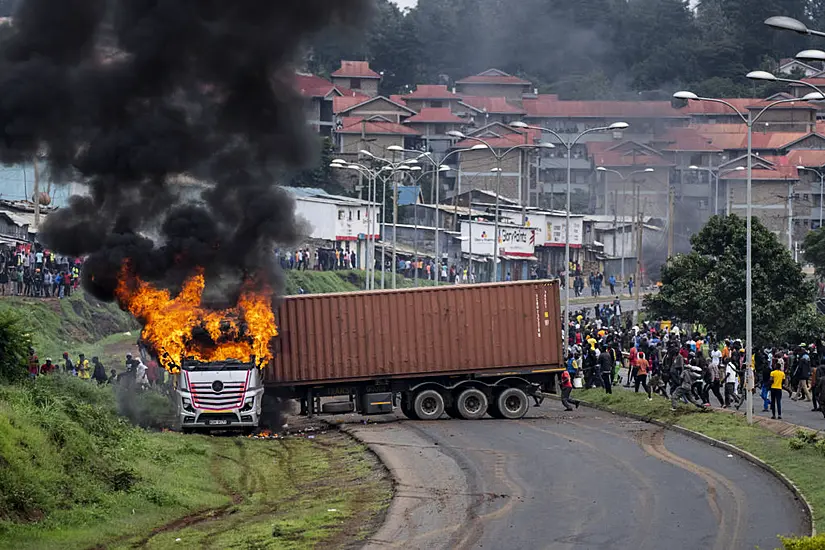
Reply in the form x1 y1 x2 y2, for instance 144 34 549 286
206 419 229 425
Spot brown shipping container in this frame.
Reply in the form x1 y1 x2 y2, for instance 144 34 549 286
266 280 562 386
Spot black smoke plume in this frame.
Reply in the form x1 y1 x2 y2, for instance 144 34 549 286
0 0 371 305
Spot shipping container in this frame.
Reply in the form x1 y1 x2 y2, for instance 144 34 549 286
261 281 564 421
267 280 562 386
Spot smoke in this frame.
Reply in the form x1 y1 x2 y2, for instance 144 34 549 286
0 0 371 305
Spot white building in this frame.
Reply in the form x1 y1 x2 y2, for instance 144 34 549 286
286 187 380 269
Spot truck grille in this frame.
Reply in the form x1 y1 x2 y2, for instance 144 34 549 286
187 371 249 410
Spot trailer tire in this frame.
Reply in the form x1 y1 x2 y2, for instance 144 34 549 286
487 399 504 419
400 396 419 420
497 387 529 419
413 389 445 421
455 388 488 420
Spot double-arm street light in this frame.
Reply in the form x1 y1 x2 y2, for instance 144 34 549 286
358 146 423 289
398 164 452 285
397 145 486 285
330 161 394 290
445 130 554 282
673 88 823 424
508 121 630 326
594 167 654 285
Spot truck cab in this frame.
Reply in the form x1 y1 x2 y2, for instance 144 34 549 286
176 359 264 432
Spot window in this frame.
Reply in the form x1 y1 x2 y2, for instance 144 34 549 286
357 210 361 220
350 78 361 89
348 210 353 221
430 100 443 108
433 124 447 134
338 210 345 220
804 194 810 202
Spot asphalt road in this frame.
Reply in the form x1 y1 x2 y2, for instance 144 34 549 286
349 407 808 550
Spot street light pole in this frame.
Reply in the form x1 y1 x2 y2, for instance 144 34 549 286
797 166 825 229
511 122 629 326
595 167 654 287
400 147 480 285
673 90 820 425
446 131 554 282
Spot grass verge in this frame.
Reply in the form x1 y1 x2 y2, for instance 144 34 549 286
284 269 434 295
0 291 138 366
0 376 391 549
578 389 825 549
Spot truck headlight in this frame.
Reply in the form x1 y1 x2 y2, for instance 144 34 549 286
241 397 254 412
181 397 194 413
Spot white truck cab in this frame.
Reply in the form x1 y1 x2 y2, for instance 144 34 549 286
176 359 264 432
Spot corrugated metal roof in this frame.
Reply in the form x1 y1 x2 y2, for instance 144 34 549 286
719 166 799 180
402 85 460 100
456 69 531 86
523 99 687 119
338 116 420 136
787 150 825 168
460 96 526 114
331 61 381 79
404 107 465 124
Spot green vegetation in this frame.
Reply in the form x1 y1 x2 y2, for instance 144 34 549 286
284 269 434 295
579 390 824 547
0 375 390 549
0 310 33 383
0 291 138 369
645 215 818 347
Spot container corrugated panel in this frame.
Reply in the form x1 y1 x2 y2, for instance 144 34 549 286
266 280 562 386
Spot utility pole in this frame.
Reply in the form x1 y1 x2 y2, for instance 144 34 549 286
787 179 794 252
667 185 674 258
612 190 618 259
33 155 40 231
634 184 642 324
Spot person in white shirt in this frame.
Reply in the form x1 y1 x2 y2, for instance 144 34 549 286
711 347 722 367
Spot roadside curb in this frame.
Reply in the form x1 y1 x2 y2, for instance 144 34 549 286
546 393 816 536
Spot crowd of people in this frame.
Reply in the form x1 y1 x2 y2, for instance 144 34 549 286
559 311 825 421
277 247 357 271
0 244 82 298
26 346 169 389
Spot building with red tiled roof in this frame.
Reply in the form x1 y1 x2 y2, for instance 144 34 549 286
459 96 526 126
787 149 825 168
295 73 367 137
331 60 381 97
335 116 420 157
401 85 463 113
333 95 417 123
455 69 532 100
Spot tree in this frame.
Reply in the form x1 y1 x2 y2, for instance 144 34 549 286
802 227 825 278
288 137 348 195
645 214 815 347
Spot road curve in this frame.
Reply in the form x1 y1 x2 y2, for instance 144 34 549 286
351 407 808 550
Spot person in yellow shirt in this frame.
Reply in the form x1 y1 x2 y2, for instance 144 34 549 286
77 353 91 380
770 359 785 420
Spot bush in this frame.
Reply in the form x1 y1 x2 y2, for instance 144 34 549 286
0 311 33 384
781 534 825 549
114 385 177 430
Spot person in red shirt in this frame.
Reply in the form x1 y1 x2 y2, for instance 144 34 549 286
560 370 580 411
39 358 55 375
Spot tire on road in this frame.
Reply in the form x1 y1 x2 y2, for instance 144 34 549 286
496 387 529 419
400 394 419 420
413 389 445 420
455 388 488 420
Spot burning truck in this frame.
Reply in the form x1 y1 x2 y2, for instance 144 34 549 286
119 266 565 431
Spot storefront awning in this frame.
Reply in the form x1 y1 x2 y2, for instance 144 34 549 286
461 253 489 263
500 254 538 261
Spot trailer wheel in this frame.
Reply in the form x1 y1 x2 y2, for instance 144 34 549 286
413 389 445 421
455 388 488 420
487 398 504 419
400 395 419 420
497 387 529 419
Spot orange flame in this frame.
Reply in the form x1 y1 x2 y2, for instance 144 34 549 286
115 266 278 373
